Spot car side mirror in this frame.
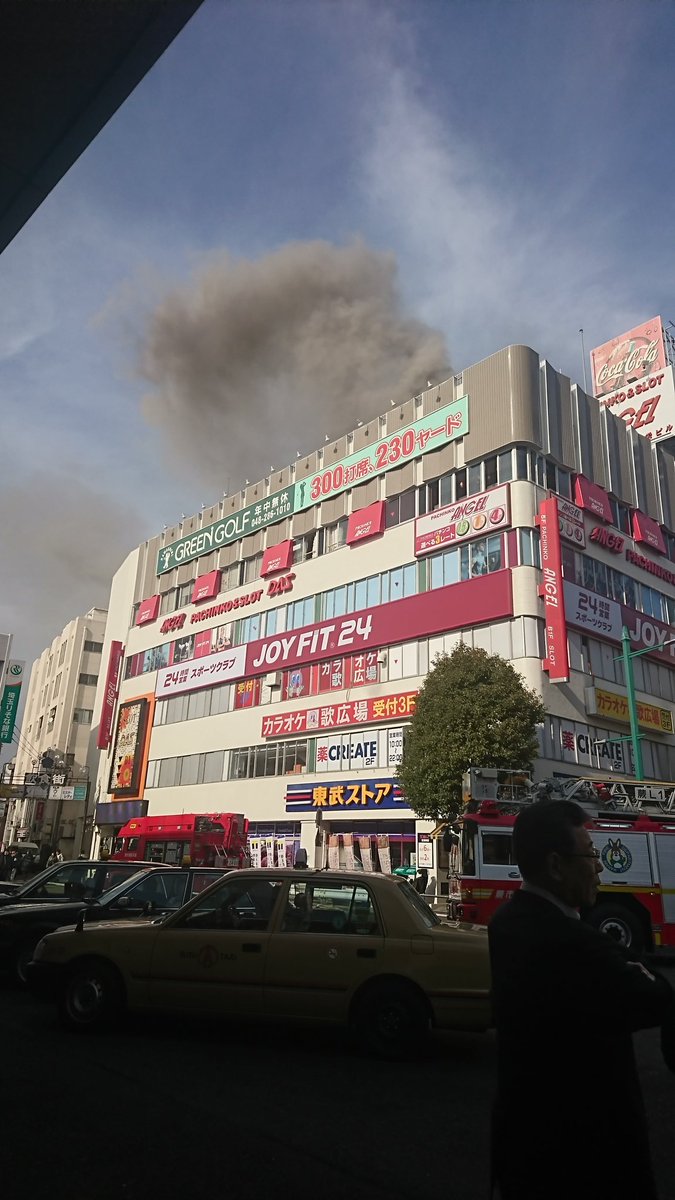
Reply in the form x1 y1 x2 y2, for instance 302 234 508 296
115 895 130 908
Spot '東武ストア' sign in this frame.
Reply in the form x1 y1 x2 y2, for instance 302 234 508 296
285 779 408 812
156 485 296 575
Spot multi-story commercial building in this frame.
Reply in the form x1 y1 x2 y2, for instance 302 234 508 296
6 608 107 855
93 343 675 900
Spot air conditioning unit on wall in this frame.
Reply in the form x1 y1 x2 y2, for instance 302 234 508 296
265 672 282 687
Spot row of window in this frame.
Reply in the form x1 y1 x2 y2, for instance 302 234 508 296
147 726 404 788
125 535 506 682
83 640 103 654
563 547 675 626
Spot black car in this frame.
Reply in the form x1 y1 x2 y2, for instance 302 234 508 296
0 866 228 984
0 859 154 906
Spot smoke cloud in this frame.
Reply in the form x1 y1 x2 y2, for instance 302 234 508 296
140 239 448 488
0 473 145 672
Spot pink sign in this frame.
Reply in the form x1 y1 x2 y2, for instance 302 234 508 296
136 594 160 626
414 485 510 557
194 629 213 658
564 581 675 665
192 570 221 604
261 539 294 577
537 497 569 683
591 317 667 398
573 476 613 524
245 571 513 677
96 641 124 750
261 691 418 738
346 501 386 545
632 511 666 556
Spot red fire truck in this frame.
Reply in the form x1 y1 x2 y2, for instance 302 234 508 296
110 812 249 869
449 769 675 956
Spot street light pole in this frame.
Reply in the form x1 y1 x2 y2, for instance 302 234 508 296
621 625 644 781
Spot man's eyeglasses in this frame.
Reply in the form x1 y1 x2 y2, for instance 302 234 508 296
564 847 601 860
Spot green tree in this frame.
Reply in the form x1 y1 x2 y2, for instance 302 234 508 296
397 643 546 820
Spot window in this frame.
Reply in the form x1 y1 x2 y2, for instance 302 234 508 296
455 469 467 499
385 489 416 528
468 463 482 495
52 673 61 698
243 553 263 583
293 530 322 564
58 641 67 666
546 460 557 491
516 447 529 480
177 581 194 607
178 755 200 786
78 673 98 686
174 876 283 932
160 590 176 615
83 640 103 653
281 881 380 935
482 833 516 866
46 707 56 733
73 709 93 725
498 450 513 483
157 759 179 788
484 456 498 488
519 529 541 568
203 750 225 784
325 518 348 551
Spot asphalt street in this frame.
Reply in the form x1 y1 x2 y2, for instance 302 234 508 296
2 973 675 1200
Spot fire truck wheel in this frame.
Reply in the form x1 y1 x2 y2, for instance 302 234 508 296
588 903 643 954
58 958 125 1032
353 980 430 1060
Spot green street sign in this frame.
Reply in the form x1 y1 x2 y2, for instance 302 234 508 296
157 484 296 575
0 684 21 744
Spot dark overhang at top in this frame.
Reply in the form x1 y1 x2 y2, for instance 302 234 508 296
0 0 204 255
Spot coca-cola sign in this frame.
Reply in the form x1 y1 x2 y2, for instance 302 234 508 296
590 317 666 398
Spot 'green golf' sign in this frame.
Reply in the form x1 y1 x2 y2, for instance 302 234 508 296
157 484 296 575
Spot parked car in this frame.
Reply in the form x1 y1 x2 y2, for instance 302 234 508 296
28 868 491 1057
0 858 154 905
0 866 227 984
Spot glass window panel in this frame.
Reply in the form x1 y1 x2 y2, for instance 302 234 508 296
557 469 571 498
366 575 380 608
470 539 488 576
187 689 209 720
460 545 471 581
582 556 595 591
440 473 453 506
324 590 335 619
417 485 427 516
443 548 460 586
333 587 347 617
403 563 417 597
355 579 368 610
487 534 502 572
431 555 445 590
158 759 178 788
485 456 498 488
498 450 513 483
400 489 416 523
427 479 440 511
623 575 636 609
468 463 482 495
546 460 557 491
179 755 200 786
594 561 608 597
230 748 251 779
516 448 529 479
455 470 467 500
203 751 224 784
380 572 390 605
385 499 400 529
146 760 159 788
519 530 533 567
389 567 404 599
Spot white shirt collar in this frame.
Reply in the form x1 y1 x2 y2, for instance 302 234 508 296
521 881 580 920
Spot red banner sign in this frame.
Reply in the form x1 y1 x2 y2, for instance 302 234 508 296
96 640 124 750
136 594 160 626
192 570 221 603
261 690 418 738
632 510 666 555
261 539 295 576
245 571 513 678
346 501 386 545
537 497 570 683
573 476 613 524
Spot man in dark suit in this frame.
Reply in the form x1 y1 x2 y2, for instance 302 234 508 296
488 799 675 1200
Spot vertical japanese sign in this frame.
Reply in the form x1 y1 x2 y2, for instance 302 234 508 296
536 498 570 683
108 697 151 797
97 641 124 750
0 660 24 744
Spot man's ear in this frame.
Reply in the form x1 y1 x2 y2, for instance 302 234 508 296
546 851 565 883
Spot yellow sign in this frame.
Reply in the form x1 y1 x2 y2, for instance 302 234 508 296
592 687 673 734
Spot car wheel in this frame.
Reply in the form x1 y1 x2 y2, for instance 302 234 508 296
15 937 42 986
588 903 644 954
58 960 124 1032
354 982 430 1060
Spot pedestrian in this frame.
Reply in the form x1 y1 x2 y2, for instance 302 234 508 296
488 798 675 1200
414 867 428 895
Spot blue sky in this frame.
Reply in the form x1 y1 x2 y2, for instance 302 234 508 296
2 0 675 676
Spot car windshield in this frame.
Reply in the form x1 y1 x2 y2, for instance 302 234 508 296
394 879 441 928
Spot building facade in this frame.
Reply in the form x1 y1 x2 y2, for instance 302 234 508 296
6 608 107 856
92 344 675 898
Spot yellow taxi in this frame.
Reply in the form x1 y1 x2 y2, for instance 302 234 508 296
28 867 491 1057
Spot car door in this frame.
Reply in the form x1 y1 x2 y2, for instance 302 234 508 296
145 875 284 1017
264 880 385 1024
